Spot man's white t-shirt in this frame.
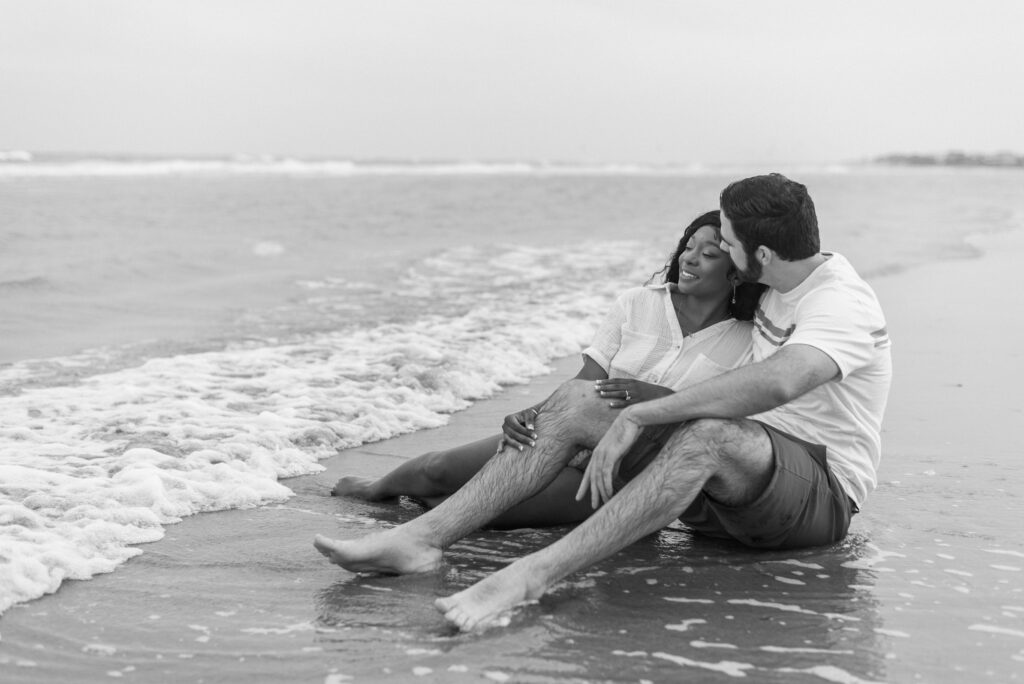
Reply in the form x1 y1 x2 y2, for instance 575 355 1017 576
750 253 892 508
583 283 753 390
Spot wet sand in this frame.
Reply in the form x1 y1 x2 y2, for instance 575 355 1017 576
2 232 1023 683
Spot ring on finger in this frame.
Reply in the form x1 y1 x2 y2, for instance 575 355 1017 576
624 391 631 401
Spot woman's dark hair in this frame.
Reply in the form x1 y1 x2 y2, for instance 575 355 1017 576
719 173 819 261
653 209 766 321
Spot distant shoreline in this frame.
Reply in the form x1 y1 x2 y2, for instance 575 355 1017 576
874 151 1023 168
5 149 1024 173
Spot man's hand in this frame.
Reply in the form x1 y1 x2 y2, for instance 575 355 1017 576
576 408 644 508
499 407 539 451
595 378 672 408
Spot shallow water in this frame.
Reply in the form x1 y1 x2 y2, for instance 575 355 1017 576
4 481 1019 683
2 354 1023 683
2 163 1024 681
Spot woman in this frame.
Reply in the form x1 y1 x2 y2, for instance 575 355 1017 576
332 210 765 527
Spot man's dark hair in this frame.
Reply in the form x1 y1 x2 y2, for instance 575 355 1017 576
719 173 820 261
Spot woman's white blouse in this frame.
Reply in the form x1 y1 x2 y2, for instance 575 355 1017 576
582 284 753 389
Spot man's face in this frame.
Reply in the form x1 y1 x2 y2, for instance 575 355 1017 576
719 212 763 283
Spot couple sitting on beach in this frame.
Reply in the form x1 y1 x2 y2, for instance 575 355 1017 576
315 173 893 631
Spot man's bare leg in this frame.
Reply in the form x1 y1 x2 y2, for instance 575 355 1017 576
332 434 592 528
314 381 620 574
332 436 501 501
435 418 774 631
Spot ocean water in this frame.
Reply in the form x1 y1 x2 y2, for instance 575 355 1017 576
1 156 1024 681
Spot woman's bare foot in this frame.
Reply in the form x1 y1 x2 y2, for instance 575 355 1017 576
435 562 546 631
331 476 394 501
313 529 442 574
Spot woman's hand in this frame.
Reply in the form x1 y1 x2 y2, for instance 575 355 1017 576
576 408 644 508
499 407 539 451
594 378 672 408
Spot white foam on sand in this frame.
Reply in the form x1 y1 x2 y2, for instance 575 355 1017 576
665 618 708 632
0 239 652 614
727 599 860 623
650 651 754 678
775 665 881 684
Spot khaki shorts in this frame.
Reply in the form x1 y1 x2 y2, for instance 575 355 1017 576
619 421 855 550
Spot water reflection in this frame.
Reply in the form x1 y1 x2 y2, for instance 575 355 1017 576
312 515 894 682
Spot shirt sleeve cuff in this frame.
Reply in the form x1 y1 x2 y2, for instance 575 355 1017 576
582 348 610 373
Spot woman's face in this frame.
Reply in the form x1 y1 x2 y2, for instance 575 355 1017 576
675 224 733 300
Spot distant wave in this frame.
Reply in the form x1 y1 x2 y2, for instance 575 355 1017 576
0 150 33 162
0 275 53 291
0 153 854 178
0 156 704 177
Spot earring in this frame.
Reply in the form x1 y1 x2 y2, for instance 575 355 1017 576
731 281 737 304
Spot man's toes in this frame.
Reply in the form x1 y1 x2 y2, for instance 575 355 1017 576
313 535 339 558
449 610 472 631
442 606 462 626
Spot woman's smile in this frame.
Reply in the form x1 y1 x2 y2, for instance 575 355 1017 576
674 224 731 297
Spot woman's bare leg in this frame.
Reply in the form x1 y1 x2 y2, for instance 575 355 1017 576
314 381 617 573
436 468 593 529
332 436 502 501
333 437 593 529
435 419 775 630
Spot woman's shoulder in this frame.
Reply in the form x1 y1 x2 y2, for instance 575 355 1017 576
697 317 753 341
617 283 669 302
698 318 754 368
726 318 754 332
721 318 754 341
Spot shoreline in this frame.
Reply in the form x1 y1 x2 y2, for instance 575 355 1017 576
0 224 999 373
2 233 1024 682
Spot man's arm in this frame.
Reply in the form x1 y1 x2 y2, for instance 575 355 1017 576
627 343 839 427
578 344 839 506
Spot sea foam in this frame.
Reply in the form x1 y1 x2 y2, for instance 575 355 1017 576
0 238 650 614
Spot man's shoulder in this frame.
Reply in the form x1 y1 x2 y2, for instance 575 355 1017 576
817 253 874 290
794 254 882 308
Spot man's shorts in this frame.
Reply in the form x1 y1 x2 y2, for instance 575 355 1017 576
619 421 855 550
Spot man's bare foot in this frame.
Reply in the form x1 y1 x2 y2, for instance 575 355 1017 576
331 475 394 501
313 530 442 574
435 562 545 631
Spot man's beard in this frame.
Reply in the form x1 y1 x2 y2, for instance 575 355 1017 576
737 251 763 282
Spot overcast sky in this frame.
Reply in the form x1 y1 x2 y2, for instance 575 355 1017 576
2 0 1022 164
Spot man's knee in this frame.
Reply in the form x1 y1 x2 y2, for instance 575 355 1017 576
544 379 593 412
665 419 771 471
536 378 606 421
668 418 773 504
538 379 613 433
665 418 728 455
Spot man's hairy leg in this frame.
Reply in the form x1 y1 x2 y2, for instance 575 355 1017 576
314 380 618 574
435 418 773 630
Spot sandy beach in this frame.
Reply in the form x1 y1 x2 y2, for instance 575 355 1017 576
3 229 1023 683
5 0 1023 680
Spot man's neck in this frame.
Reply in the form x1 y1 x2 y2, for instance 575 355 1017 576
767 253 828 293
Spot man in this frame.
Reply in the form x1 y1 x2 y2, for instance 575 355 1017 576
315 173 892 631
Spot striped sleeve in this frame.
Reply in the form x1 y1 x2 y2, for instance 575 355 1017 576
787 285 888 379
